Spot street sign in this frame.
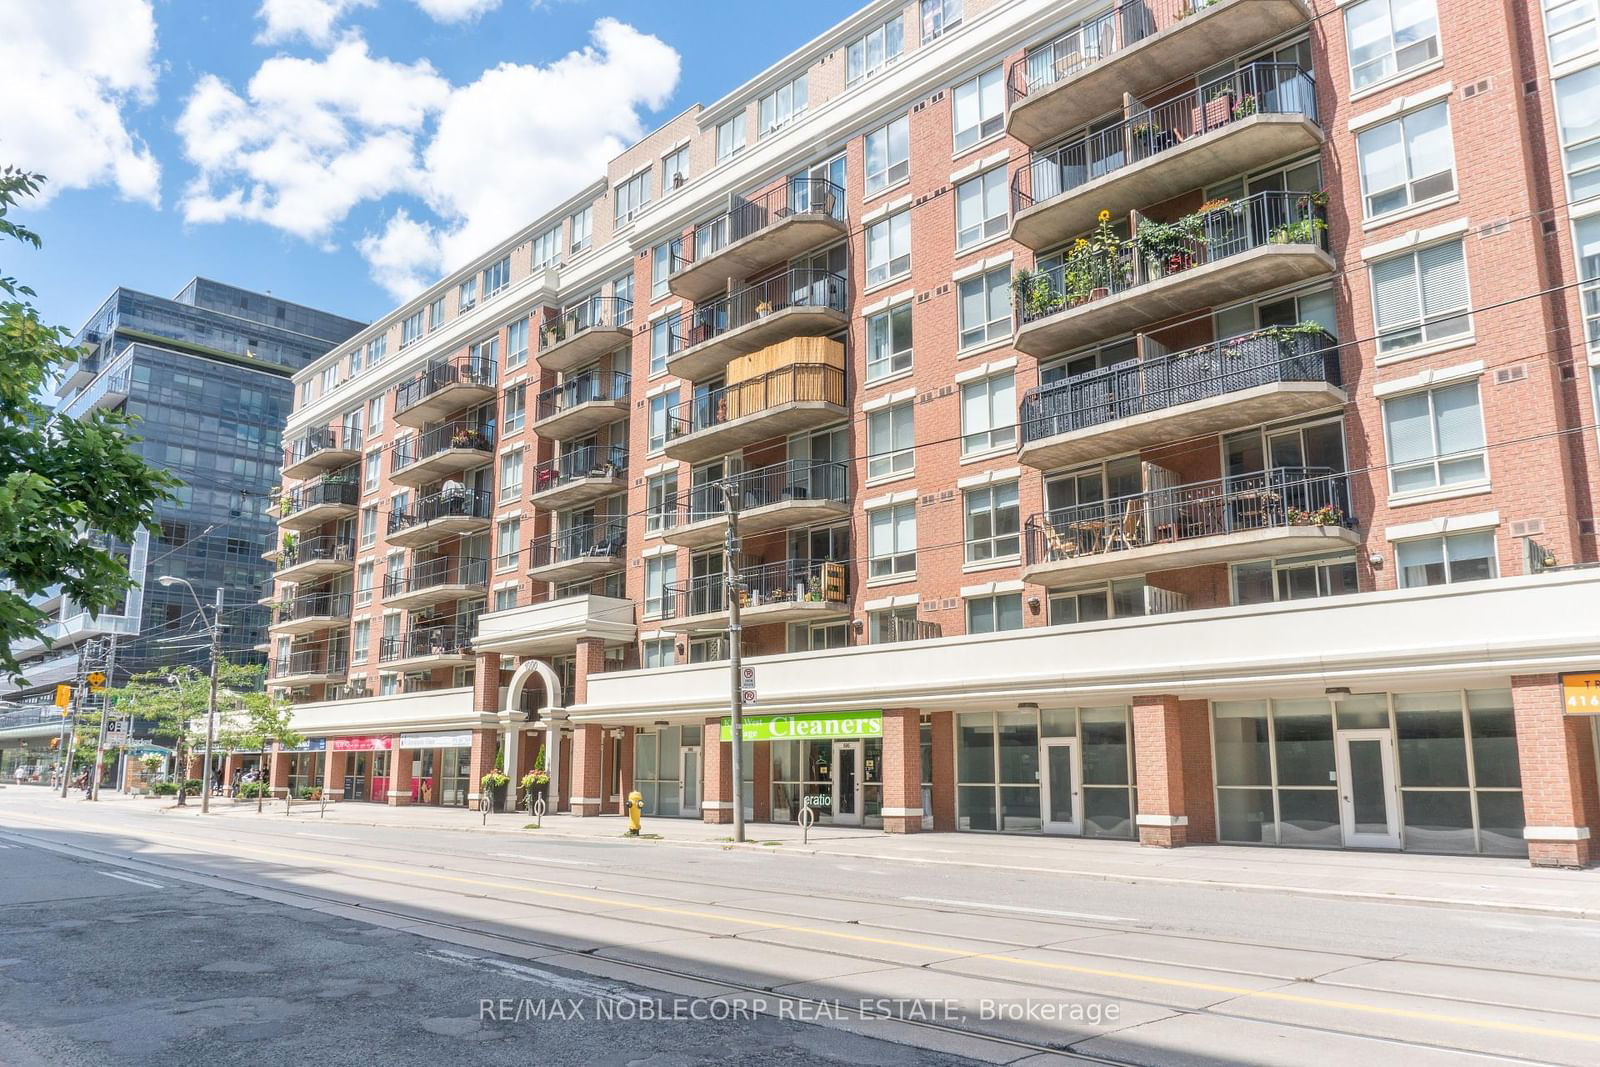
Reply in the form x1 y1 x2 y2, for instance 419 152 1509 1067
1561 672 1600 714
86 671 107 693
741 666 756 684
741 687 757 706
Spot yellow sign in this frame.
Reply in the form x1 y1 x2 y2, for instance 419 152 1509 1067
1561 673 1600 714
54 684 72 709
86 671 107 693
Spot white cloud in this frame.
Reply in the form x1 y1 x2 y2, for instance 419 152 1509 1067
414 0 502 21
256 0 378 46
181 18 680 300
0 0 160 206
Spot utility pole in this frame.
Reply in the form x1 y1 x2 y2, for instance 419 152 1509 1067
719 480 746 844
90 635 118 800
201 587 223 814
61 643 89 799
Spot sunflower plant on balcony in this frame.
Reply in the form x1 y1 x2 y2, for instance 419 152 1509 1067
1133 199 1226 278
1061 209 1124 304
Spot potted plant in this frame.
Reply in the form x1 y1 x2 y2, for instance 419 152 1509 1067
1288 504 1343 527
1270 215 1328 245
1128 118 1168 156
278 495 293 518
1196 83 1234 131
280 532 299 562
754 300 773 317
450 427 474 448
481 770 509 812
541 321 565 347
1231 92 1258 121
520 768 550 812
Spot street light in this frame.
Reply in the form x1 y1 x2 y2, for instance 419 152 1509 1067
158 576 223 814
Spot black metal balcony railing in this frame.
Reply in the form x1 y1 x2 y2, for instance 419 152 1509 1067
382 556 488 598
683 269 847 349
390 420 494 473
283 425 360 469
679 460 849 523
667 559 848 618
1006 0 1202 106
532 444 628 494
386 488 493 536
1015 191 1328 329
394 355 497 415
528 521 626 571
274 591 353 626
534 370 631 422
277 534 354 570
378 623 477 663
281 474 360 518
539 295 633 351
1020 326 1340 444
1025 467 1353 565
274 648 349 679
667 364 845 439
675 177 846 270
1012 64 1319 215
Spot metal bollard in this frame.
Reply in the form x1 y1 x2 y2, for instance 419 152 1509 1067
799 805 815 845
532 795 545 829
320 791 328 819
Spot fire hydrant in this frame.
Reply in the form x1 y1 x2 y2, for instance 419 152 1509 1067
626 790 643 836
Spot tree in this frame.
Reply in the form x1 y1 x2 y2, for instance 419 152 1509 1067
215 672 301 812
0 167 180 682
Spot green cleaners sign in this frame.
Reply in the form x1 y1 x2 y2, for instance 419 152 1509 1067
720 711 883 743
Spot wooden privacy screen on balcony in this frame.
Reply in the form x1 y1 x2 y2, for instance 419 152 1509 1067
723 336 845 421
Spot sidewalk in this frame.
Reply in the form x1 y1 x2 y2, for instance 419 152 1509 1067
134 793 1600 920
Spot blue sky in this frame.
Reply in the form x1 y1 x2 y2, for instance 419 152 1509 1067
7 0 864 332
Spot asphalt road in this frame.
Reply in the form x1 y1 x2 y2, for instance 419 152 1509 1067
5 790 1600 1064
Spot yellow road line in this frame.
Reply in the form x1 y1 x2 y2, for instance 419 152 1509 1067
7 810 1598 1046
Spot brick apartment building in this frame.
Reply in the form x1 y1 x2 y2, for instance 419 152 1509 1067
259 0 1600 866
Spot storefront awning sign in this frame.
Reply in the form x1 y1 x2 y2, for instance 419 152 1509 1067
331 735 393 751
1561 673 1600 714
290 738 326 752
720 711 882 743
397 731 473 749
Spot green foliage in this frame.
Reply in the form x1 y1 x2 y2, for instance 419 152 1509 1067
238 781 272 799
150 781 177 796
107 663 298 768
0 167 180 683
481 770 509 789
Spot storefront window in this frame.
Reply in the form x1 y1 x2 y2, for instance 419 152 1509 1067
1270 699 1339 847
633 727 685 817
1080 707 1132 838
956 707 1134 837
439 749 470 807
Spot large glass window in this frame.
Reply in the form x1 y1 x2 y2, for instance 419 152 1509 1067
867 402 914 481
959 372 1015 454
868 502 916 579
963 482 1019 563
644 555 675 618
865 116 910 195
716 114 746 163
758 75 808 138
866 301 913 381
957 267 1011 349
866 210 912 287
965 592 1022 633
1356 102 1455 218
952 66 1003 152
1382 380 1486 493
1396 530 1497 587
1370 239 1471 355
1345 0 1441 91
1232 553 1360 605
1544 0 1600 67
847 14 905 87
922 0 962 44
1579 216 1600 352
957 707 1133 836
1555 65 1600 206
956 169 1007 250
614 169 651 227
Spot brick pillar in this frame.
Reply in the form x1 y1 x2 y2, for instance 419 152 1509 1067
474 652 502 713
1178 699 1217 844
702 716 733 824
928 711 956 832
1513 675 1597 867
267 744 291 798
223 753 241 792
1131 695 1200 848
573 638 606 706
753 740 771 823
323 749 346 801
185 755 203 779
570 724 605 816
881 709 923 833
389 745 412 806
468 728 498 811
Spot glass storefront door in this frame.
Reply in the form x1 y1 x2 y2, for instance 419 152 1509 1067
832 741 863 825
680 745 701 817
344 753 369 801
1336 730 1401 848
1041 739 1080 835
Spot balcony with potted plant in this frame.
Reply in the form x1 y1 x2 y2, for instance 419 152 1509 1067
273 533 356 583
393 354 498 428
269 589 354 637
667 177 847 302
277 466 361 530
658 558 850 633
537 295 634 375
386 487 494 548
530 443 629 511
667 267 849 381
388 420 495 486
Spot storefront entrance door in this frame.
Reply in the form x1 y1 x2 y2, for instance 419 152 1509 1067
832 741 863 826
1336 730 1401 849
1041 739 1081 835
680 746 701 818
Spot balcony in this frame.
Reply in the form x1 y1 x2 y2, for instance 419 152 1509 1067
527 521 625 584
272 648 350 687
1019 327 1343 469
278 474 360 531
1014 191 1334 358
664 362 846 464
668 269 848 381
538 295 634 375
270 592 353 637
85 369 131 413
394 355 497 428
665 460 850 549
532 370 630 440
659 559 849 633
668 177 848 302
386 489 493 549
1022 468 1357 587
54 352 102 397
389 421 495 486
382 556 488 612
1011 63 1321 250
379 623 478 670
474 592 636 657
274 534 356 583
282 425 363 480
1005 0 1314 147
531 445 627 511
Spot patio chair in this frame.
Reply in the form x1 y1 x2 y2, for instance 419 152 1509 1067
1107 500 1143 552
1043 523 1078 562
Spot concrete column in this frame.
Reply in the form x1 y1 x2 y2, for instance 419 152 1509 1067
702 716 733 825
928 711 956 832
468 728 498 811
617 728 635 815
267 744 291 798
753 740 771 823
558 732 572 813
388 746 412 806
1132 695 1194 847
1513 675 1598 867
322 749 346 801
881 709 923 833
570 724 605 816
503 726 520 805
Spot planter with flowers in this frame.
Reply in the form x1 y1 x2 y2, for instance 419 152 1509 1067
480 771 509 812
1287 504 1344 528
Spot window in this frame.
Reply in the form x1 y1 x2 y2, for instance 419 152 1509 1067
866 302 913 381
496 517 521 571
956 169 1007 250
366 394 384 435
368 335 387 366
506 318 529 370
648 390 676 453
650 315 679 375
363 449 382 492
759 75 808 137
646 473 677 534
644 555 676 618
346 343 364 377
716 113 747 162
865 116 909 195
352 619 370 664
868 502 917 579
458 277 477 311
922 0 962 42
1232 553 1360 604
482 255 510 297
960 372 1015 454
871 605 919 643
498 449 523 501
611 271 634 324
867 403 915 480
651 238 681 300
569 206 592 254
1345 0 1441 90
952 66 1002 153
401 310 423 348
1555 66 1600 205
848 14 905 87
957 267 1011 349
470 335 499 371
320 364 339 395
964 482 1020 563
966 592 1022 634
359 506 378 548
1579 215 1600 350
356 561 374 604
428 296 445 331
1397 531 1497 587
1357 102 1455 218
1544 0 1599 66
379 673 398 696
1370 239 1470 354
614 169 651 227
657 146 690 196
531 227 561 270
642 638 674 669
492 585 518 612
1383 380 1487 494
503 385 526 435
866 210 912 287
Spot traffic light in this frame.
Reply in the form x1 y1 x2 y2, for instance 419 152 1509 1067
55 684 72 709
49 737 60 750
